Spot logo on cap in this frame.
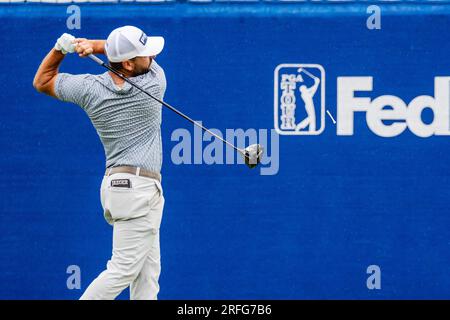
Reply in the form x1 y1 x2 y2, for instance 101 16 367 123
139 32 148 46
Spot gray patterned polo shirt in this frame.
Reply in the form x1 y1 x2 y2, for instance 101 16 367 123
55 60 166 173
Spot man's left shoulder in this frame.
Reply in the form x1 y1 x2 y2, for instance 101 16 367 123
150 60 164 74
150 60 166 88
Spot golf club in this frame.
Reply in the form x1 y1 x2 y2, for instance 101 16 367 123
298 68 317 80
88 54 263 168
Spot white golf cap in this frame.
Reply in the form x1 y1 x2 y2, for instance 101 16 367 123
105 26 165 63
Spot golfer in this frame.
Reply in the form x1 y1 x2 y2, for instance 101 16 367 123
295 69 320 132
33 26 166 300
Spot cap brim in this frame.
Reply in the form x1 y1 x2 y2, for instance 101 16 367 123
139 36 165 57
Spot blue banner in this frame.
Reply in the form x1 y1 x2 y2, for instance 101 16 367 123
0 3 449 299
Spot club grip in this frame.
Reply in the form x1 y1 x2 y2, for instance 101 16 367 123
88 54 105 66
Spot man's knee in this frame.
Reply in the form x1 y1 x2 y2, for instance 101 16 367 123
107 259 141 283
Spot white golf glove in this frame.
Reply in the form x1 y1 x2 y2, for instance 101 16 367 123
54 33 76 54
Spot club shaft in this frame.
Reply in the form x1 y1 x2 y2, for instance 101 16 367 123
301 68 316 80
88 54 242 154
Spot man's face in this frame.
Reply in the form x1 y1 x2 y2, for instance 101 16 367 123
130 56 154 77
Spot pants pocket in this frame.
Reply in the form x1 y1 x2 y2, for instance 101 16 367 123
147 191 164 232
107 187 151 221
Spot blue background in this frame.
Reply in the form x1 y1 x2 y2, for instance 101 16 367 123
0 3 449 299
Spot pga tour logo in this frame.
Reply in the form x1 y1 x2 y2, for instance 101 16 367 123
274 64 325 135
275 63 450 137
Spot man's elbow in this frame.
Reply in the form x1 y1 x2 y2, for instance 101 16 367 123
33 82 43 93
33 76 55 96
33 76 45 93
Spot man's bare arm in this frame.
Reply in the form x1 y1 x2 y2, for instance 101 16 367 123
32 49 65 98
33 38 106 98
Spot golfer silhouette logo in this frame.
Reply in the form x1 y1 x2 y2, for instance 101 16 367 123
295 68 320 132
274 64 325 135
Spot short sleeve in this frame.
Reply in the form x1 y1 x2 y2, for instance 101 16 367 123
54 73 92 108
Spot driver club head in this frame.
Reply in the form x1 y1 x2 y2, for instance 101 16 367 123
242 144 264 169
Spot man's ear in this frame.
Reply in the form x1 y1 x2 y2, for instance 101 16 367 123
122 60 134 72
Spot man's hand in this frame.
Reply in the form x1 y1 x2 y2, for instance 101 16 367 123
74 38 94 57
54 33 76 54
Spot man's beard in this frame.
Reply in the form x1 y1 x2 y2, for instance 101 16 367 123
132 60 152 77
132 67 150 77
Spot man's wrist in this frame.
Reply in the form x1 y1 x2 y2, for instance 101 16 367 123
92 40 106 54
52 48 66 57
54 42 64 53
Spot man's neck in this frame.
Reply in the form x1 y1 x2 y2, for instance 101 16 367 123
108 70 133 87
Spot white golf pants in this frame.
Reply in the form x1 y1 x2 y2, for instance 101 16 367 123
80 172 164 300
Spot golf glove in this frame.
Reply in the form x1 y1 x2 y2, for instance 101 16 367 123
54 33 76 54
